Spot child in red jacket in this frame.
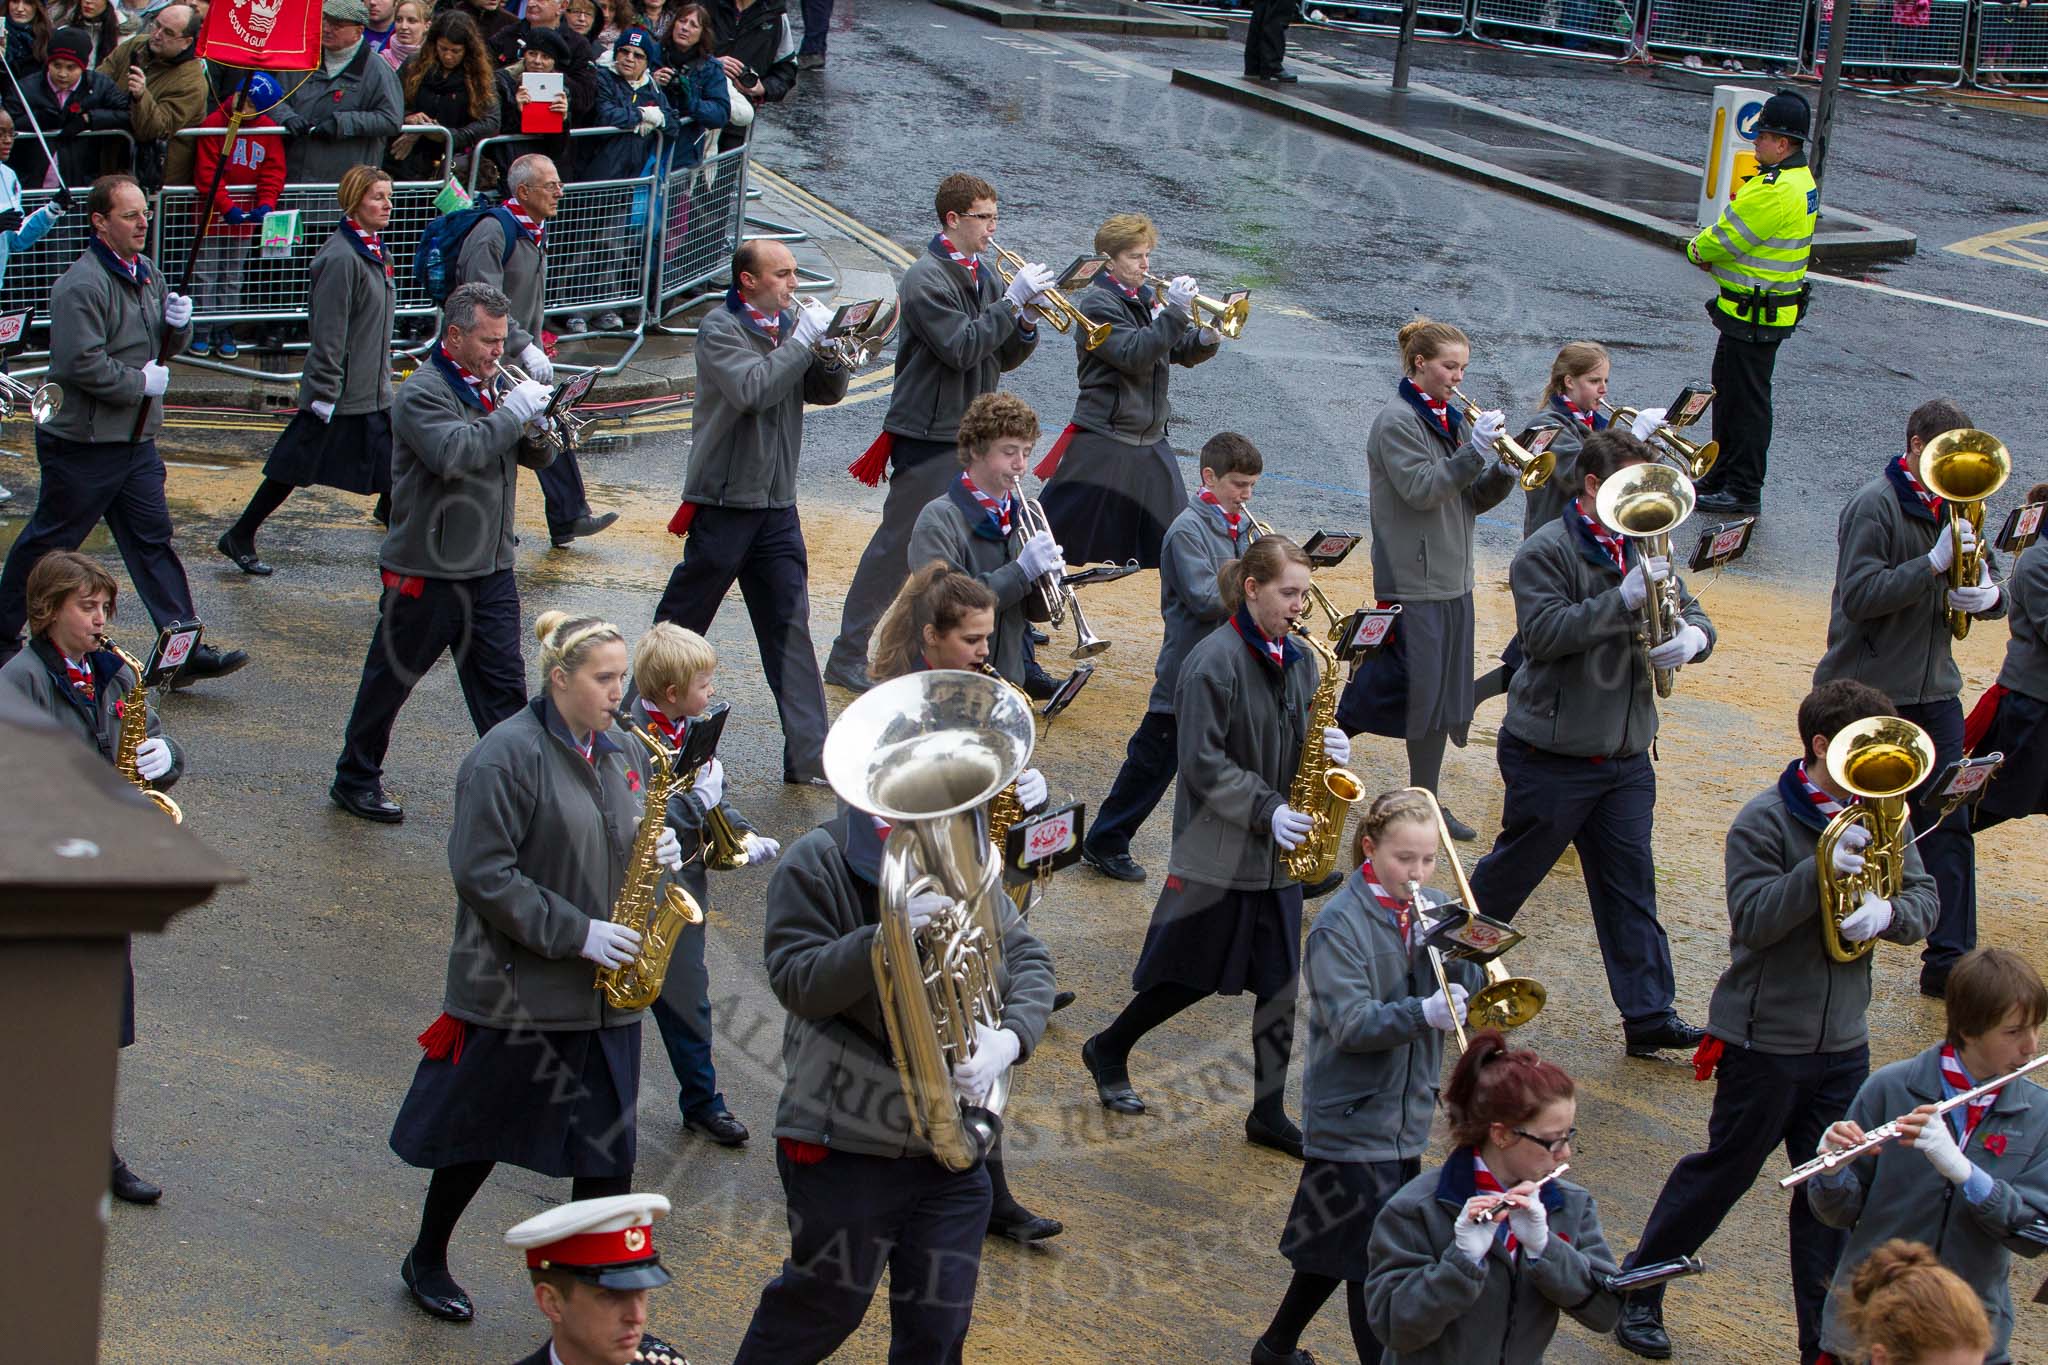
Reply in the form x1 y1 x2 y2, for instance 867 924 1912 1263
189 72 288 360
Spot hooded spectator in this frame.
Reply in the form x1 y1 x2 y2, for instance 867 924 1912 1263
582 23 672 179
386 9 497 182
98 3 206 188
278 0 404 185
3 24 130 189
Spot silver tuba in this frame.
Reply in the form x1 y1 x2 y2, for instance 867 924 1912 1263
822 669 1035 1174
0 372 60 424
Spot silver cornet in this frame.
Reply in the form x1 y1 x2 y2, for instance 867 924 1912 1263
495 360 588 454
812 297 899 371
0 371 61 424
1015 479 1110 660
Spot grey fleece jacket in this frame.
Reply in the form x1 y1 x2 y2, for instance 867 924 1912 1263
1516 405 1590 539
1996 536 2048 699
682 300 850 509
282 42 404 185
1810 1046 2048 1363
1502 506 1715 758
456 210 543 354
1814 466 2008 706
300 227 396 416
1366 395 1518 602
881 242 1038 444
1067 273 1217 446
763 813 1054 1160
1148 503 1255 714
381 359 553 580
1706 783 1937 1055
45 246 191 444
906 481 1036 685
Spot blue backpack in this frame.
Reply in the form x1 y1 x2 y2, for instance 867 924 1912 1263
412 204 519 306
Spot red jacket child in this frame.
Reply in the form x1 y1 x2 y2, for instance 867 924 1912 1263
190 96 287 239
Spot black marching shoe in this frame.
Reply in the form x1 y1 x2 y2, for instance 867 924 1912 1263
330 781 404 824
401 1249 475 1323
823 665 874 694
1625 1015 1706 1058
685 1109 750 1147
1083 1034 1144 1114
1251 1340 1318 1365
1080 843 1146 883
1245 1110 1305 1160
110 1152 162 1205
1023 663 1060 702
216 531 273 576
550 510 620 548
169 643 250 688
1615 1298 1672 1358
1303 870 1345 899
1052 990 1076 1012
1695 491 1761 517
1440 806 1479 842
987 1203 1064 1244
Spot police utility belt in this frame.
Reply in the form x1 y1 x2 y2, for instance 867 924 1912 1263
1720 281 1812 323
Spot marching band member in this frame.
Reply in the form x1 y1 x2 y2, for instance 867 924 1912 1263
504 1194 689 1365
1813 398 2005 998
905 391 1058 689
1083 432 1261 884
390 611 672 1325
1838 1240 1991 1365
653 238 847 786
1084 536 1345 1159
1809 947 2048 1365
1253 791 1484 1365
824 171 1049 694
1615 679 1940 1362
0 174 248 683
1338 317 1516 842
330 283 554 824
731 770 1055 1358
1363 1029 1619 1364
219 165 397 576
628 623 779 1149
0 550 180 1206
1465 431 1708 1057
1967 480 2048 833
1034 212 1219 570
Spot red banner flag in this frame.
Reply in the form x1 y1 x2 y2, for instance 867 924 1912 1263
197 0 323 71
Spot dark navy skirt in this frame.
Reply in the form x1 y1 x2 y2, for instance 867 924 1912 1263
1336 594 1476 743
262 408 393 496
1279 1155 1419 1279
1979 689 2048 822
1131 876 1304 998
1038 429 1187 570
389 1021 640 1177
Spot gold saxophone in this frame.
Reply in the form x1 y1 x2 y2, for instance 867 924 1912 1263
596 724 705 1010
102 637 182 824
1279 627 1362 885
980 664 1031 858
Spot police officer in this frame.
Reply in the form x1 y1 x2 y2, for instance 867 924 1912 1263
504 1194 689 1365
1686 90 1816 518
0 174 249 683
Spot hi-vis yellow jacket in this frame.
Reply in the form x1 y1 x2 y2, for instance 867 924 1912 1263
1688 152 1817 338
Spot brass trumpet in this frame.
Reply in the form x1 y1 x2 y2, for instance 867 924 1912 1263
1919 428 2010 641
0 371 60 425
1405 786 1547 1047
988 241 1111 350
1601 400 1720 481
1450 387 1553 490
1140 272 1250 339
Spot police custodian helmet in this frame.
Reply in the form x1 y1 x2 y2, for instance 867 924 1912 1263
1757 90 1812 142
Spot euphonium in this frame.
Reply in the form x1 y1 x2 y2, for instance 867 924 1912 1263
979 664 1031 859
1450 386 1554 490
102 637 182 824
1815 716 1935 963
1594 461 1696 699
1918 428 2010 641
1279 626 1364 885
596 724 706 1010
823 669 1036 1174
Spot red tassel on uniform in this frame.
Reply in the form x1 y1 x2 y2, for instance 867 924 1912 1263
1691 1034 1724 1082
1964 683 2009 755
1034 423 1078 479
778 1136 830 1165
667 501 699 537
848 430 894 486
417 1011 469 1065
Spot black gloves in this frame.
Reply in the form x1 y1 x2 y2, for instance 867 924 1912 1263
0 210 22 233
53 185 74 211
280 112 313 137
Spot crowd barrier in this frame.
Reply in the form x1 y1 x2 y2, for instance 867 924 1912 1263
1974 0 2048 82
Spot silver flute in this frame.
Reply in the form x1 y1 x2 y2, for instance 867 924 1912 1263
1780 1052 2048 1188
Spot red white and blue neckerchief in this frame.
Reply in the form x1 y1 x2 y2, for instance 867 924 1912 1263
1939 1044 2001 1149
742 300 782 342
640 701 684 747
342 215 392 278
1553 394 1606 431
1574 496 1628 574
872 815 893 840
1197 488 1242 543
1795 761 1847 818
433 344 496 412
1360 860 1414 945
89 238 150 289
1229 603 1293 672
1398 376 1461 444
933 234 979 282
574 733 596 764
1888 452 1945 524
63 655 95 702
959 472 1012 537
1112 275 1143 304
1470 1154 1521 1255
1778 759 1855 831
503 199 545 248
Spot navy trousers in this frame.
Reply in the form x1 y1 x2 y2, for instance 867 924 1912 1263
654 504 829 779
732 1145 991 1365
0 433 197 646
1628 1042 1866 1363
648 917 722 1120
826 439 958 682
1703 330 1781 504
535 442 591 538
1469 735 1678 1029
1244 0 1292 74
1088 710 1178 858
334 569 526 792
1899 698 1975 976
798 0 832 52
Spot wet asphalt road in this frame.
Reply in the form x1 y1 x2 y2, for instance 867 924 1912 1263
24 3 2048 1360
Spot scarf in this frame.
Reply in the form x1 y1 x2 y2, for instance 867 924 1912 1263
742 300 781 341
1398 375 1460 442
1360 860 1414 945
63 654 95 702
1939 1045 2001 1149
1794 760 1848 818
1574 496 1627 574
1229 604 1288 671
1471 1154 1519 1255
1896 452 1945 519
959 472 1012 537
503 198 545 247
344 215 391 277
439 344 495 411
934 233 979 282
1197 488 1243 543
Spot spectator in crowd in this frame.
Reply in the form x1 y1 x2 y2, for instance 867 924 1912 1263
0 105 65 504
386 10 498 184
593 0 644 53
491 28 591 177
363 0 393 52
48 0 119 67
279 0 404 186
710 0 793 151
380 0 424 69
97 4 205 190
4 26 130 191
794 0 824 69
583 25 672 330
490 0 590 68
449 0 513 49
5 0 54 79
655 1 726 158
562 0 602 49
186 70 283 359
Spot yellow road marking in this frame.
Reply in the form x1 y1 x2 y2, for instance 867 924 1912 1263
751 165 916 268
1944 219 2048 273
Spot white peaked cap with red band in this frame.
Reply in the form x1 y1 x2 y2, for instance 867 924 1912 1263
505 1194 675 1289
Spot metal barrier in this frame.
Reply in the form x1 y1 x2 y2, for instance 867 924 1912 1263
1468 0 1642 59
1972 0 2048 82
1826 0 1970 81
0 131 137 330
653 143 752 321
1642 0 1812 69
1306 0 1471 37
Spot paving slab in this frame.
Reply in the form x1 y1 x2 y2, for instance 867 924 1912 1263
932 0 1226 37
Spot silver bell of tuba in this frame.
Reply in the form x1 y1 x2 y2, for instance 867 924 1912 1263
822 669 1035 1174
0 372 61 424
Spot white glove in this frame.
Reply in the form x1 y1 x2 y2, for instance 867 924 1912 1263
1014 767 1048 812
1928 524 1965 575
654 825 683 872
690 758 724 810
1628 405 1668 441
906 889 951 932
1830 823 1872 878
789 302 829 349
163 292 192 328
1271 803 1314 851
1906 1106 1975 1185
1322 726 1351 767
1421 983 1470 1033
141 361 170 397
1837 889 1894 942
517 342 554 384
309 398 335 423
1164 274 1198 312
1949 580 2000 615
742 832 781 863
1467 408 1505 457
1647 622 1707 670
1620 555 1671 610
1016 529 1063 581
1506 1191 1550 1260
951 1022 1021 1105
579 918 642 969
1453 1198 1499 1266
498 377 552 425
638 103 666 128
134 736 173 781
1003 262 1056 310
